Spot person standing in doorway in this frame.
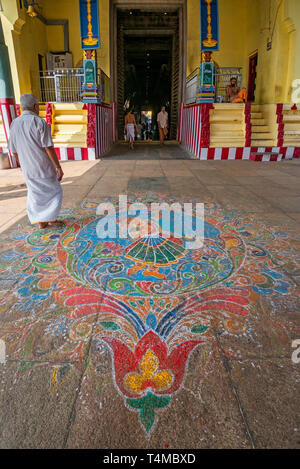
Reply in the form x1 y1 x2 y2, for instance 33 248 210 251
157 106 168 144
124 109 138 150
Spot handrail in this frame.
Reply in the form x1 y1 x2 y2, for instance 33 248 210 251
186 67 200 83
37 68 110 103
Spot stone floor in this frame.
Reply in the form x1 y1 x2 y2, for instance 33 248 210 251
0 142 299 449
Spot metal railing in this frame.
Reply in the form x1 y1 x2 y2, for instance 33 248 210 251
186 67 200 105
185 67 242 104
39 68 84 102
38 68 110 103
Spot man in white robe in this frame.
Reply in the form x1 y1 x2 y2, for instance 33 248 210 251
157 106 168 144
8 94 64 229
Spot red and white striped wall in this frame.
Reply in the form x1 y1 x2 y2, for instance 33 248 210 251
197 146 300 160
0 98 18 168
250 153 282 162
95 102 116 157
178 102 203 158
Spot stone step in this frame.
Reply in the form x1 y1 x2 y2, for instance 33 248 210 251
284 130 300 136
212 103 244 110
283 137 300 145
210 134 245 141
52 103 85 111
284 123 300 131
283 109 300 115
251 104 262 112
282 116 300 123
252 132 274 140
252 125 270 133
251 140 275 146
210 114 244 123
283 141 300 147
52 134 86 141
53 124 87 133
52 132 86 139
251 118 266 125
210 141 246 148
51 141 87 148
54 114 87 123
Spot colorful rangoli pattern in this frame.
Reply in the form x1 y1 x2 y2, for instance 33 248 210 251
0 195 299 435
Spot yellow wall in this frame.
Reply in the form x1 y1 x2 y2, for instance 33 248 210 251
2 0 300 104
187 0 247 83
187 0 201 77
43 0 110 75
0 0 22 102
213 0 247 73
0 0 49 101
98 0 110 76
43 0 81 67
187 0 300 103
242 0 300 103
0 0 110 102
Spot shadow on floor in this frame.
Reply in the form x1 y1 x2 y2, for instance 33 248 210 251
103 142 192 160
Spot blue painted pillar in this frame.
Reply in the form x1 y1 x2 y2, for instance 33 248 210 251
197 0 219 103
79 0 100 103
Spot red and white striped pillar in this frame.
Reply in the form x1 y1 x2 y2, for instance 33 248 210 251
45 102 53 127
244 102 252 147
0 98 17 167
276 104 284 147
200 103 214 148
85 103 96 160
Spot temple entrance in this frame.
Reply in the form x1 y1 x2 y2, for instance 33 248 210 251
111 3 186 141
248 52 258 102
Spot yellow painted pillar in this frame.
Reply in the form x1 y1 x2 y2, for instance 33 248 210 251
187 0 201 77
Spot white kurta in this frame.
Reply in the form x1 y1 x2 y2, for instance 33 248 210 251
157 111 168 129
8 110 62 223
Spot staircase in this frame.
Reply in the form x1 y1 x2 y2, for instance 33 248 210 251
251 104 275 146
51 103 87 148
282 106 300 147
210 104 245 148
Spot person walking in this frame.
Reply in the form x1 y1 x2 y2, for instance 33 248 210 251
157 105 168 144
8 93 64 229
124 109 138 150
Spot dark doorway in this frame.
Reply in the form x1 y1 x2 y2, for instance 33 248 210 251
38 54 46 102
248 52 258 102
124 34 172 139
113 7 184 141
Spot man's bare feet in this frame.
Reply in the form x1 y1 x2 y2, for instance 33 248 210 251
48 220 65 228
38 220 64 229
39 222 49 229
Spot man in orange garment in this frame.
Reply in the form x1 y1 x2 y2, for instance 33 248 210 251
226 77 248 103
